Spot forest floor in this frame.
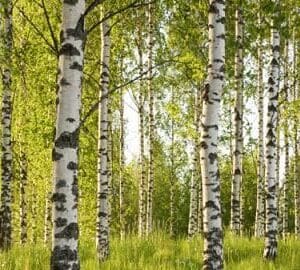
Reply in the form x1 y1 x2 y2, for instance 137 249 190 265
0 232 299 269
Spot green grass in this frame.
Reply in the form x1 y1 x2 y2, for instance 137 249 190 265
1 233 300 269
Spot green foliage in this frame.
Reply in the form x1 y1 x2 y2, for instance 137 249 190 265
2 233 300 269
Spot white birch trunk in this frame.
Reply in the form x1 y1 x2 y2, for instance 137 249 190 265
96 17 111 261
138 41 147 237
119 88 125 239
146 1 155 235
263 1 280 259
19 151 27 244
200 0 225 268
188 87 201 237
282 39 289 237
255 12 265 238
51 0 84 268
0 0 13 249
230 7 244 235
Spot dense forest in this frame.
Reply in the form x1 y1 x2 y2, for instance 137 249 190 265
0 0 299 269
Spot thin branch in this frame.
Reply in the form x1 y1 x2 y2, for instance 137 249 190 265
80 70 150 126
41 0 59 55
86 1 154 36
16 6 57 54
83 0 106 17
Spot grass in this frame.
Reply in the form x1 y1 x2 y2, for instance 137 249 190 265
1 232 300 269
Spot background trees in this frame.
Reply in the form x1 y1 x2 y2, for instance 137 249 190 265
0 0 300 269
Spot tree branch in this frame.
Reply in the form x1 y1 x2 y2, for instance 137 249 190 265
86 1 155 36
41 0 59 55
16 6 57 55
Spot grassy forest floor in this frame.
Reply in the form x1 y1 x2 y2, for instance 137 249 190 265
1 232 300 269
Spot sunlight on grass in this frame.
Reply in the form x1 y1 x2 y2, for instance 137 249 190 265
0 233 300 269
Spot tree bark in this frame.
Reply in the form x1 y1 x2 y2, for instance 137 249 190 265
282 39 289 238
230 7 244 235
200 0 225 268
255 11 265 238
44 191 52 244
119 87 125 240
96 16 111 261
0 0 13 250
19 151 28 244
188 87 201 238
146 1 155 235
50 0 84 268
293 36 300 236
137 34 147 237
263 0 280 259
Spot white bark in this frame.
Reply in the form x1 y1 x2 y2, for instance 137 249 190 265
200 0 225 268
0 0 13 249
255 12 265 238
119 87 125 239
96 17 111 261
188 87 201 237
146 1 155 235
282 39 289 237
230 7 244 235
263 2 280 259
51 1 84 268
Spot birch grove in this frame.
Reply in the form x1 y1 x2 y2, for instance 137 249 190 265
1 0 300 269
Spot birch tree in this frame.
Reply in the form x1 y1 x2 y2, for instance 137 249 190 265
96 17 111 261
282 39 289 237
263 0 280 259
119 87 125 240
0 0 13 250
19 151 28 244
137 40 147 237
147 1 155 235
188 86 201 237
230 7 244 235
200 0 225 268
255 11 265 238
50 0 84 268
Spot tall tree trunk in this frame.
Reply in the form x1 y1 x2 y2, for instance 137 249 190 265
50 0 84 268
96 17 111 261
119 87 125 239
146 1 155 235
0 0 13 250
200 0 225 268
282 39 289 237
188 87 201 238
263 0 280 259
277 130 283 236
44 191 52 244
230 7 244 235
197 85 203 234
255 12 265 238
31 181 37 244
107 86 112 228
170 88 176 238
19 151 27 244
293 37 300 236
138 41 147 237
